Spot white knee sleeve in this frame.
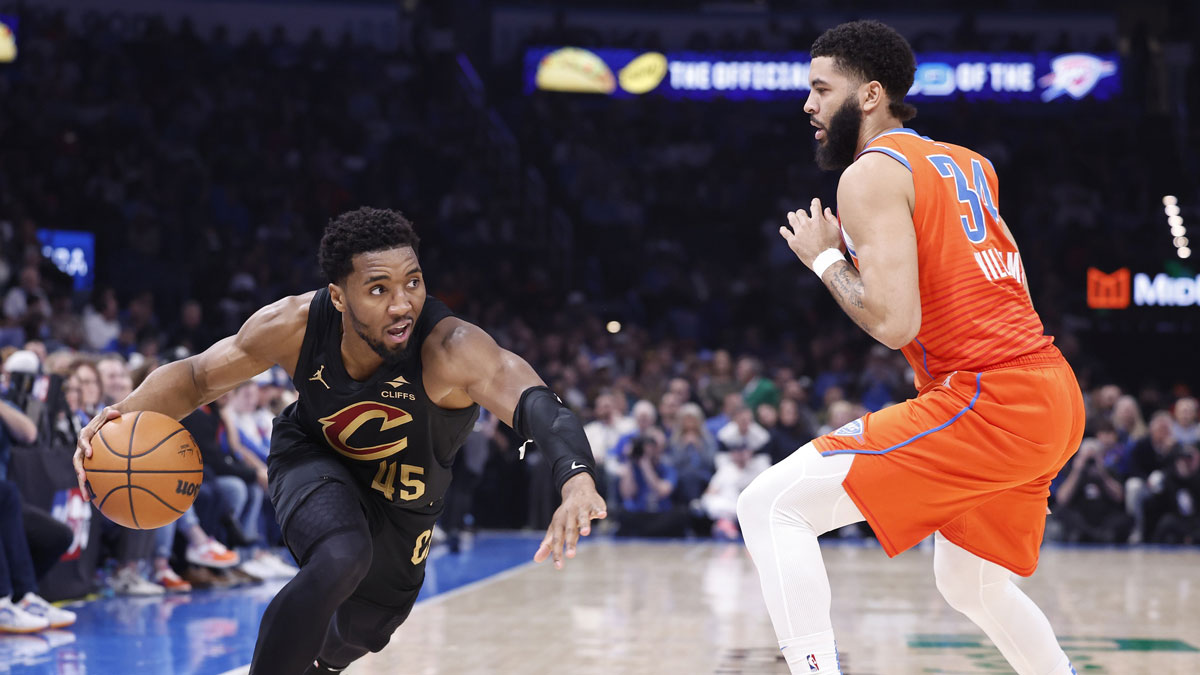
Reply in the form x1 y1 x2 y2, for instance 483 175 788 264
736 446 860 541
933 533 1074 675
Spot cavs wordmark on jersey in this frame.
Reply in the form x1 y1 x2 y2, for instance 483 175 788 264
281 289 479 508
844 128 1054 389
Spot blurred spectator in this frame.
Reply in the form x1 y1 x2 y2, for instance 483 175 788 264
219 384 294 579
701 350 738 413
857 345 901 412
818 400 863 436
1111 394 1147 448
658 391 683 437
1051 438 1132 544
67 361 102 425
3 265 49 326
706 391 744 438
1148 445 1200 544
583 390 635 499
702 441 770 540
96 356 134 407
442 409 500 552
1171 397 1198 447
774 398 814 460
613 399 661 471
665 402 717 505
152 507 239 592
1089 384 1122 432
813 353 853 405
82 289 121 353
166 300 214 355
0 386 75 631
616 429 686 537
1125 412 1182 543
181 404 269 588
736 356 779 410
716 406 770 456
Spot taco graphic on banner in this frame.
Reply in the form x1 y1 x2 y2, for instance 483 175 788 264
535 47 616 95
0 19 16 63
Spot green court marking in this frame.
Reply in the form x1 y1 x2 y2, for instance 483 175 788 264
909 634 1199 653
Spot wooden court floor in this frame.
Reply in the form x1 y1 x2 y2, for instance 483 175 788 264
350 539 1200 675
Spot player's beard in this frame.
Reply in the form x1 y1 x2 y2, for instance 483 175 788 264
346 302 416 370
815 95 864 171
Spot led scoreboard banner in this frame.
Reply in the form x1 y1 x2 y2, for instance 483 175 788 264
525 46 1119 103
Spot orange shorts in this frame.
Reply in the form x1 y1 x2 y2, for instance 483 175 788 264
812 351 1085 576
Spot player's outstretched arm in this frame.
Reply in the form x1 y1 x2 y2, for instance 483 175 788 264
425 318 607 569
780 152 921 349
73 292 312 500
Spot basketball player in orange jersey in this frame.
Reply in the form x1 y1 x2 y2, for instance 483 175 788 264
72 208 606 674
737 21 1083 675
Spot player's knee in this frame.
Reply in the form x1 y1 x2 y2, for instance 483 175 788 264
933 555 983 613
736 471 774 541
307 531 373 597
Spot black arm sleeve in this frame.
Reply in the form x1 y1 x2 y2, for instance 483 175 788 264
512 386 596 494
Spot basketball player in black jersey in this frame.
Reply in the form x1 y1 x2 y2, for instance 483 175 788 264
72 207 606 674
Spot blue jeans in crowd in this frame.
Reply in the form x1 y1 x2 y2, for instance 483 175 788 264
0 481 38 600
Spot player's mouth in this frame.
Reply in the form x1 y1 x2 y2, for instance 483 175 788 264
385 319 413 344
812 120 826 141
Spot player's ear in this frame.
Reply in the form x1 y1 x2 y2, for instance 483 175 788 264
328 282 345 312
861 80 884 114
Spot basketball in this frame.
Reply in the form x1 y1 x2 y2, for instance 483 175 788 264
83 411 204 530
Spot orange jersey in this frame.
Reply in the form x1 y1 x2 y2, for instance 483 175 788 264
841 128 1055 389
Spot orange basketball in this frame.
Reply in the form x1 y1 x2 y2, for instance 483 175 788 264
83 411 203 530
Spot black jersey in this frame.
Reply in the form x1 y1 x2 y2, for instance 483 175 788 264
279 289 479 509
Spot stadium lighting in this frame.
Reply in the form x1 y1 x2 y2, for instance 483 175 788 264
1175 237 1189 248
606 321 622 334
1179 247 1192 259
1165 204 1181 217
1169 215 1184 227
1163 195 1178 206
1171 225 1187 237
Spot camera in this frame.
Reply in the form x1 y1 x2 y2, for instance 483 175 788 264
629 437 646 461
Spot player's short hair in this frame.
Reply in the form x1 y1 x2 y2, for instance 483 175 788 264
811 20 918 122
319 207 420 284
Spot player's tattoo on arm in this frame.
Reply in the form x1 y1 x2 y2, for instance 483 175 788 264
825 261 870 332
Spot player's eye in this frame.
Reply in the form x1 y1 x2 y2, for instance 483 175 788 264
371 285 386 295
407 278 421 289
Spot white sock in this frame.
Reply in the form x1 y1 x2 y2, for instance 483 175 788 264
780 630 840 674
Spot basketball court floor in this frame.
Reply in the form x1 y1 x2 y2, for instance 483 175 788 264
2 533 1197 674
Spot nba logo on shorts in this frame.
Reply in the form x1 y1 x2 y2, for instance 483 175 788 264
806 653 819 671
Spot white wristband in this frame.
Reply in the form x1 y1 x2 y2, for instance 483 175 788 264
811 248 846 280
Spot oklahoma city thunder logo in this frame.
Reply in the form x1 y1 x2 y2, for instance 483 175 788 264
319 402 413 461
832 418 866 444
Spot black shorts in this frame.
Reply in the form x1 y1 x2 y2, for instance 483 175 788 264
268 415 442 610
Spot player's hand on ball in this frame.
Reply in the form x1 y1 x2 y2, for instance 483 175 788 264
74 407 122 501
780 197 843 269
535 473 607 569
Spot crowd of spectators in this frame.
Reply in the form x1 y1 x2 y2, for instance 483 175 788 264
0 2 1197 625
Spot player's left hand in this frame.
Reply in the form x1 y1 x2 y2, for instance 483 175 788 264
780 198 844 269
535 473 607 569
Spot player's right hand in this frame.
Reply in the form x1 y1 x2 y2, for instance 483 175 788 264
74 407 123 501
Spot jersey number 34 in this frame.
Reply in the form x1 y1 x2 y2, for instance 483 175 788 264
928 154 998 244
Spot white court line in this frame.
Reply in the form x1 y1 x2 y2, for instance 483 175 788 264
216 559 541 675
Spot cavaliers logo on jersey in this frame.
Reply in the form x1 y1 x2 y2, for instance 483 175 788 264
318 402 414 461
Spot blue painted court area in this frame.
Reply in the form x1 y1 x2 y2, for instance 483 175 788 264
0 532 543 675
